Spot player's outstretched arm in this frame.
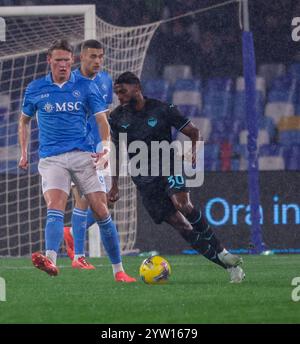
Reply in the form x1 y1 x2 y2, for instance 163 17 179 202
18 113 31 170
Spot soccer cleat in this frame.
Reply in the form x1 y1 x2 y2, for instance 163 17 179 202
227 266 245 283
64 226 74 261
72 256 95 270
218 249 243 268
115 271 137 283
32 252 59 276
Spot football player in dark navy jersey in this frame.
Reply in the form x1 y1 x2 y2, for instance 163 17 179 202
108 72 245 283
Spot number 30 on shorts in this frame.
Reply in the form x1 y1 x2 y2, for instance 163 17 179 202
167 175 185 189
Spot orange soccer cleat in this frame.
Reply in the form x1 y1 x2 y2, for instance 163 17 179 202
115 271 137 283
32 252 59 276
72 256 95 270
64 227 74 260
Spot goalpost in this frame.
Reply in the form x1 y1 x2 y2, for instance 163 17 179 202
0 5 160 257
0 1 264 257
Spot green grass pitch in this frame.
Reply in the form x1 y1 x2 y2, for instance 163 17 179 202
0 255 299 324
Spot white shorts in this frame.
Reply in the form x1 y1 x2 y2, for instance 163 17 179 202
38 150 104 195
70 165 111 193
101 161 112 192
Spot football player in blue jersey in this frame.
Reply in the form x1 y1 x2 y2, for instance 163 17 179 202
18 39 135 282
62 40 135 282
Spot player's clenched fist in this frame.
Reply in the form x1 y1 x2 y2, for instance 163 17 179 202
19 155 28 170
107 185 119 203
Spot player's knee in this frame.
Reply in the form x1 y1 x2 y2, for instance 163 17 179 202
46 199 65 211
174 201 193 216
90 202 109 220
74 198 89 210
167 212 192 231
177 222 193 232
72 187 88 210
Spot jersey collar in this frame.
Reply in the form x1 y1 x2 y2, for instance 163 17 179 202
75 67 101 80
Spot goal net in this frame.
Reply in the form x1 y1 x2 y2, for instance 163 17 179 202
0 5 159 256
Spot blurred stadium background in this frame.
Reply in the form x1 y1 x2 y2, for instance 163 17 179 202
0 0 299 258
1 0 300 326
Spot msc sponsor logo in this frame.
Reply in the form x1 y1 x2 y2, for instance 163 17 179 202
43 101 82 112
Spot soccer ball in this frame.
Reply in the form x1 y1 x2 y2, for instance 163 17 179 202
139 255 171 284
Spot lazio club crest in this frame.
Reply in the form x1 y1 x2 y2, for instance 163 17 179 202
147 117 158 127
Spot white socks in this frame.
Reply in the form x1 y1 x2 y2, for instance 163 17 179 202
218 248 228 259
74 254 85 261
46 250 57 265
112 262 124 275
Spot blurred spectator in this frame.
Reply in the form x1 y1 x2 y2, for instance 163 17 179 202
252 0 293 65
192 31 230 79
2 0 298 79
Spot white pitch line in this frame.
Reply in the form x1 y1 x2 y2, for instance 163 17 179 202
0 264 106 270
0 262 199 270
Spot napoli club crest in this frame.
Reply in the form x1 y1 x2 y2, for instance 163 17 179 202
72 90 81 98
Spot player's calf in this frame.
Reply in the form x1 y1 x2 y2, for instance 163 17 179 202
64 226 74 260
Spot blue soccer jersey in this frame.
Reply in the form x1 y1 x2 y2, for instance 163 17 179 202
22 72 107 158
73 68 113 151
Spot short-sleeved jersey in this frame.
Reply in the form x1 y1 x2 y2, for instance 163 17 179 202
22 71 107 158
73 68 113 151
109 98 190 186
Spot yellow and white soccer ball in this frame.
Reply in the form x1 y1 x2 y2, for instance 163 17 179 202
139 255 171 284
